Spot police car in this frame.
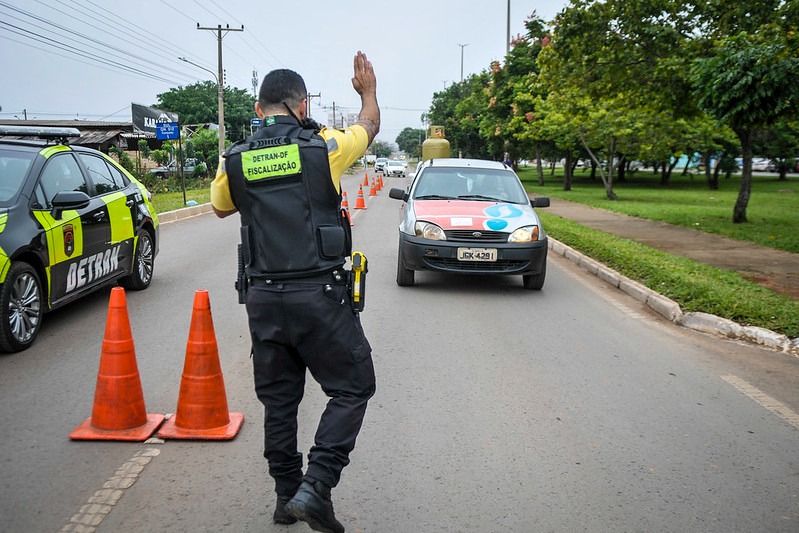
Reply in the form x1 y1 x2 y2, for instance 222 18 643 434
0 126 159 352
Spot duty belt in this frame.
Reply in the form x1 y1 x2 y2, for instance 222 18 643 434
250 269 347 285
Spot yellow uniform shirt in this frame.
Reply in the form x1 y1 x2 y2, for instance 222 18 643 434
210 123 369 212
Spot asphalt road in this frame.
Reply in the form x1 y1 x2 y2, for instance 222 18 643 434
1 171 798 532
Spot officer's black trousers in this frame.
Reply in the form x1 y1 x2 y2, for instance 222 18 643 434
247 281 376 495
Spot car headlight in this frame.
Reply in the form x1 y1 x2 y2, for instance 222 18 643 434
508 225 540 243
414 221 446 240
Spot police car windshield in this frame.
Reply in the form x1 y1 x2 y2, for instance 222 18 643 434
0 151 35 205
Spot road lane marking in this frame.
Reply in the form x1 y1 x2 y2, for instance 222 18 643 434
722 375 799 431
59 446 161 532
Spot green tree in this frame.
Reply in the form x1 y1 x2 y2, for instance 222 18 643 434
155 81 255 144
371 139 392 158
395 127 425 159
691 29 799 222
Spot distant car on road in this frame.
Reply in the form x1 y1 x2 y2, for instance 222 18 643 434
374 157 388 173
0 125 159 352
385 160 406 177
149 157 199 179
751 158 774 172
388 158 549 290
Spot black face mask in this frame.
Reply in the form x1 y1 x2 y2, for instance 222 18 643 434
283 102 322 133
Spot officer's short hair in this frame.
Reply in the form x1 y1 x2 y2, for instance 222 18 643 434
259 69 307 108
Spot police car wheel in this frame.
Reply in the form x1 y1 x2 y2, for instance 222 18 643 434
119 230 154 291
0 262 44 353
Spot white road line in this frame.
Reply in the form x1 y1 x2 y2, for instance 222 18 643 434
722 375 799 431
59 447 161 533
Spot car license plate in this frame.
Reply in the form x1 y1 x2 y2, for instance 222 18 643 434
457 247 497 262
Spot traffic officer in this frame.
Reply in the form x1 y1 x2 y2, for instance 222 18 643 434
210 51 379 533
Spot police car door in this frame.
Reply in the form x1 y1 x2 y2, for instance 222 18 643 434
75 152 136 292
33 152 114 306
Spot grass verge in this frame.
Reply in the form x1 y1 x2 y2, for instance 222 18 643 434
518 168 799 253
539 211 799 338
152 188 210 214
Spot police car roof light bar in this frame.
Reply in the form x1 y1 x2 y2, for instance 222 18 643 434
0 125 82 145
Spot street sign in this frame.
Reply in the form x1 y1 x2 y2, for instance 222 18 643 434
155 122 180 140
251 118 263 127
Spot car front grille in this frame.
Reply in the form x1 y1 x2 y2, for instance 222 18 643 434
424 257 530 272
444 230 508 243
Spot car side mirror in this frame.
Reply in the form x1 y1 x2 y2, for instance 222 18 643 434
51 190 91 219
531 196 550 208
389 187 408 202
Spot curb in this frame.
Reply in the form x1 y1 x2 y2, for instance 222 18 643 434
548 239 799 358
158 202 214 224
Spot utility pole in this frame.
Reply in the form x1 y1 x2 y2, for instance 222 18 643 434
506 0 511 54
252 69 259 98
307 92 321 119
196 23 244 159
458 43 469 82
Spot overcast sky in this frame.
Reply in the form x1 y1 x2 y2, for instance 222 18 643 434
0 0 569 145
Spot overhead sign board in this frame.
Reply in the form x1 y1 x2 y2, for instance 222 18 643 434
155 122 180 140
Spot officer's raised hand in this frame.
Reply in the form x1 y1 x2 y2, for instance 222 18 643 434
351 51 380 144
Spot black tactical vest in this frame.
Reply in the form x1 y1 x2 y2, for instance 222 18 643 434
225 116 351 279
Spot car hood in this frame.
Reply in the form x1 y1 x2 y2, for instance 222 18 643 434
412 199 538 232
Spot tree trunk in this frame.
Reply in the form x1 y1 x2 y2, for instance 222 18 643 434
563 152 573 191
733 128 752 223
535 144 544 186
660 155 678 186
710 151 724 190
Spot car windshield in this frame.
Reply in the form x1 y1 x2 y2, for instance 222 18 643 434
412 167 529 203
388 161 403 167
0 150 35 206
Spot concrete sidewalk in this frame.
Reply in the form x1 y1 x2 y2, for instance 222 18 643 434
544 198 799 301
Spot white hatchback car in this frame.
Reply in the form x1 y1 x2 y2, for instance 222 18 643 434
389 158 549 289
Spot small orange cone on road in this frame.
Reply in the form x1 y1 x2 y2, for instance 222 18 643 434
369 179 377 197
378 174 384 190
341 191 354 226
363 173 369 187
158 290 243 440
355 185 367 209
70 287 164 441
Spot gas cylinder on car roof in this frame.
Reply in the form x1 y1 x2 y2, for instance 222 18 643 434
422 125 450 160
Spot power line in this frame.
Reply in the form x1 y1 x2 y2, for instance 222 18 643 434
0 20 183 85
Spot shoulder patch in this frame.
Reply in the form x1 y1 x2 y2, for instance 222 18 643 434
326 138 339 153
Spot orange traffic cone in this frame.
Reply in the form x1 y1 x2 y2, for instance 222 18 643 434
341 191 354 226
355 185 367 209
70 287 164 441
369 179 377 197
378 173 384 190
363 173 369 187
158 290 243 440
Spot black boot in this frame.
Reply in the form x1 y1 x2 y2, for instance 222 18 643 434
273 494 297 524
285 480 344 533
